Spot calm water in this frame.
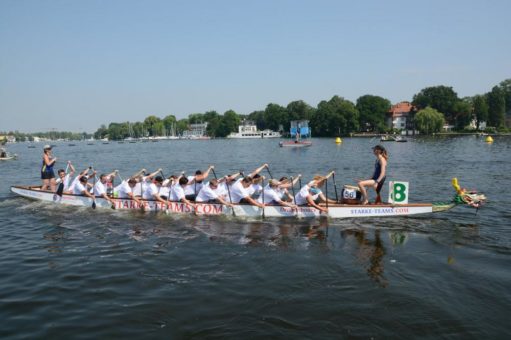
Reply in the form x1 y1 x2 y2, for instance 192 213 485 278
0 136 510 338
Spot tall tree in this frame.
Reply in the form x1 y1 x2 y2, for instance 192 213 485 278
487 86 506 128
356 95 391 132
247 110 266 130
162 115 177 135
286 100 315 130
264 103 288 132
143 115 162 136
452 99 472 130
412 86 459 124
499 79 511 119
311 96 359 136
472 95 488 130
217 110 240 137
414 107 445 134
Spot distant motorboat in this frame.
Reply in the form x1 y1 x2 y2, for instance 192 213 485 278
381 135 408 142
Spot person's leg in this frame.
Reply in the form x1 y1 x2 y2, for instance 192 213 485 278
358 179 375 205
49 178 57 192
42 179 49 190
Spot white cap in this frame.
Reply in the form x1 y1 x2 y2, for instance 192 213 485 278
43 144 52 150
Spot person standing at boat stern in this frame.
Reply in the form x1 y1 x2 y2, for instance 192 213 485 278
41 145 57 191
358 145 388 205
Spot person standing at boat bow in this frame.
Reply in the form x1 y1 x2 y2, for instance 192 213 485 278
358 145 388 205
41 145 57 191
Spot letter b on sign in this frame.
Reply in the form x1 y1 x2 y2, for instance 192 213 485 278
389 181 408 204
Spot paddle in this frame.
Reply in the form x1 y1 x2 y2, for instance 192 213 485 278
332 172 339 203
325 176 329 213
261 176 265 218
266 166 273 180
90 166 97 209
212 168 235 217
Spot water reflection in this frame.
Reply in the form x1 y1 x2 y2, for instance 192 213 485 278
341 228 388 287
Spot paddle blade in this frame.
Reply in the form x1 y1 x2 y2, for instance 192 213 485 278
92 200 96 209
56 183 64 197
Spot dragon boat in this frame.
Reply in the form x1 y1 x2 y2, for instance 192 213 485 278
9 179 484 219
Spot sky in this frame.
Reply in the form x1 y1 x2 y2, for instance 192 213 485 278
0 0 510 133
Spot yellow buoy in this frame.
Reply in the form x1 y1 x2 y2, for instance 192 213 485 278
335 137 342 144
485 136 494 143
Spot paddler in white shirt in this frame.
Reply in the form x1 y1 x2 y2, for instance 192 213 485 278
142 175 169 207
93 171 117 206
55 161 76 193
276 175 302 202
68 167 95 194
184 165 214 201
170 176 196 209
294 172 336 213
134 168 161 197
72 176 95 199
196 178 234 207
230 176 265 208
116 178 142 205
258 179 298 209
215 172 241 200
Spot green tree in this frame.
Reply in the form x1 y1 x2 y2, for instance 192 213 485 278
487 86 506 128
264 103 287 132
356 95 391 132
311 96 359 136
286 100 315 130
203 111 220 137
414 107 445 134
472 95 488 130
452 99 472 130
412 86 459 124
94 124 108 139
143 115 162 136
188 113 205 124
162 115 177 135
176 119 189 135
132 122 145 138
247 110 266 130
217 110 240 137
498 79 511 121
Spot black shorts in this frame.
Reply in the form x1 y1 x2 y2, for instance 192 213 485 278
185 194 197 201
41 171 55 180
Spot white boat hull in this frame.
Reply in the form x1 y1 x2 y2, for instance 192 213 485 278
10 186 440 218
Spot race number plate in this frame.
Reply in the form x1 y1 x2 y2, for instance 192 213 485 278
389 181 409 204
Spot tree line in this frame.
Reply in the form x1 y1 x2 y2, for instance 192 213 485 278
97 78 511 139
0 130 92 142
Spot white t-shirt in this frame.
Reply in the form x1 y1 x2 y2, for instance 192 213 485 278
258 185 282 204
56 174 72 191
116 181 133 199
73 181 87 195
133 176 150 196
143 183 159 200
230 180 249 203
294 185 321 206
93 181 107 196
248 183 263 198
170 184 186 202
184 176 204 196
68 176 82 193
196 184 219 202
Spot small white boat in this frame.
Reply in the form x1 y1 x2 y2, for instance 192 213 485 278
10 185 456 219
0 155 17 161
